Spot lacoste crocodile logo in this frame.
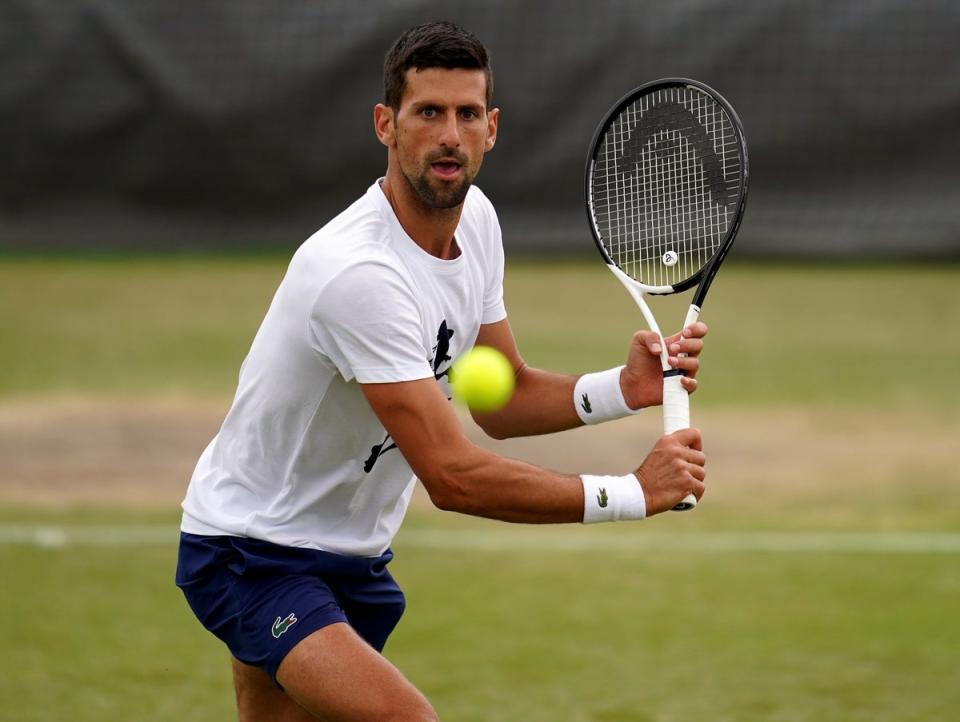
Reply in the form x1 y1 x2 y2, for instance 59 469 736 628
597 487 608 508
581 393 592 414
272 613 298 639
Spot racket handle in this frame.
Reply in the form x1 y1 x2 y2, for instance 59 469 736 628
662 374 689 435
663 374 697 511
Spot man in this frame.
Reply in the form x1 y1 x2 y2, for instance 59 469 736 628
176 21 707 722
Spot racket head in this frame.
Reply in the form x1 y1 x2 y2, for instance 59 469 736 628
585 78 749 297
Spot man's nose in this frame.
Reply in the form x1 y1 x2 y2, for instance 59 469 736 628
437 114 461 147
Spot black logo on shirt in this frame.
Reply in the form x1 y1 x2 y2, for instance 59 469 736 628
432 320 455 383
364 431 397 473
363 320 456 473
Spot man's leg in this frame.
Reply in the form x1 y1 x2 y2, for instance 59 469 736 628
275 622 437 722
233 657 317 722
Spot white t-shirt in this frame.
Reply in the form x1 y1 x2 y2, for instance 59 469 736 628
180 180 507 556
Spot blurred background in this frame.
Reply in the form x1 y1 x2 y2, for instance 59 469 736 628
1 2 958 721
2 0 958 256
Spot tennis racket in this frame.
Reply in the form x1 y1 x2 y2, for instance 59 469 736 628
584 78 749 511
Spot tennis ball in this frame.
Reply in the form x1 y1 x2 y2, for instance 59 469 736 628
450 345 515 412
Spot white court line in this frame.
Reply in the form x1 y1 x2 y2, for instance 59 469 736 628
1 524 959 554
399 529 960 554
0 524 176 548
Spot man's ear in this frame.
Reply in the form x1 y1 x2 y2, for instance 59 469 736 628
484 107 500 152
374 104 396 148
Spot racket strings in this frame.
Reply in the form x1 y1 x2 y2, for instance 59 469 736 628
591 86 742 287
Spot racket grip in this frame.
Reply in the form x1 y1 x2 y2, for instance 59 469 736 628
662 374 689 434
662 374 697 511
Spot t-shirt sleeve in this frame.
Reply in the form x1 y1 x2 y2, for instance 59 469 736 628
477 193 508 325
309 260 434 384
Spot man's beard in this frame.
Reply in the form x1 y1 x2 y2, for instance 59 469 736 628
402 149 474 210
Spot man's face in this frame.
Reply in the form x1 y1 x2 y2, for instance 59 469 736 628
387 67 498 209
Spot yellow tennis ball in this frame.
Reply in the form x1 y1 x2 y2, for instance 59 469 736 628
450 345 515 413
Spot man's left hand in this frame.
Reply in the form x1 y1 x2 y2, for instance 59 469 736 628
619 322 708 410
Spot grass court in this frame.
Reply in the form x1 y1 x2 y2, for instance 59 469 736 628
1 257 957 721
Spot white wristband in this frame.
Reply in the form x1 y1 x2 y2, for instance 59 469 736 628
574 366 640 425
580 474 647 524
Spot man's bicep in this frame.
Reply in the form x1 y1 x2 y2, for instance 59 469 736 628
471 317 582 438
474 318 524 372
360 378 472 484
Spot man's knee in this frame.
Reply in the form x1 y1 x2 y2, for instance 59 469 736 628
366 690 438 722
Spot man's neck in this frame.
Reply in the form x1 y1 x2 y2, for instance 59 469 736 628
380 171 463 260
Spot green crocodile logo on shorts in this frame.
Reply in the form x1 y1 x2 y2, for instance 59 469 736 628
272 613 298 639
597 487 608 508
581 393 592 414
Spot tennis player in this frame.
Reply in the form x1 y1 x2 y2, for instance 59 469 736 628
176 21 707 722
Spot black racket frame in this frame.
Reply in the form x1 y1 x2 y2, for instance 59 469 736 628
585 77 750 303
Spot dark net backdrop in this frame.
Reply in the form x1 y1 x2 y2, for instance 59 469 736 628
1 0 958 256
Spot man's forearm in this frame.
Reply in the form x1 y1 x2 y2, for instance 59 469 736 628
416 439 587 523
469 365 583 439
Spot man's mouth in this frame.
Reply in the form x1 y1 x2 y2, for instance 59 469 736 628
430 160 463 180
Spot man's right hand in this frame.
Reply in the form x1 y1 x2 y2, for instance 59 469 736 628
634 428 706 516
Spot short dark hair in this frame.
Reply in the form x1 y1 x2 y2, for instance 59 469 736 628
383 21 493 111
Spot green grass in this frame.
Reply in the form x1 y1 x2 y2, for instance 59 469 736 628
0 256 287 398
2 509 958 722
502 260 960 409
2 257 959 408
392 525 960 722
2 257 959 720
2 540 232 722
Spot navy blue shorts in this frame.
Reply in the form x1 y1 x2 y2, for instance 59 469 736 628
175 533 405 683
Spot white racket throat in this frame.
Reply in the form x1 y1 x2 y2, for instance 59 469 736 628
607 264 701 371
606 263 699 511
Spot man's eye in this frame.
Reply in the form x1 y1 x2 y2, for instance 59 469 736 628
460 110 477 120
422 108 438 119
